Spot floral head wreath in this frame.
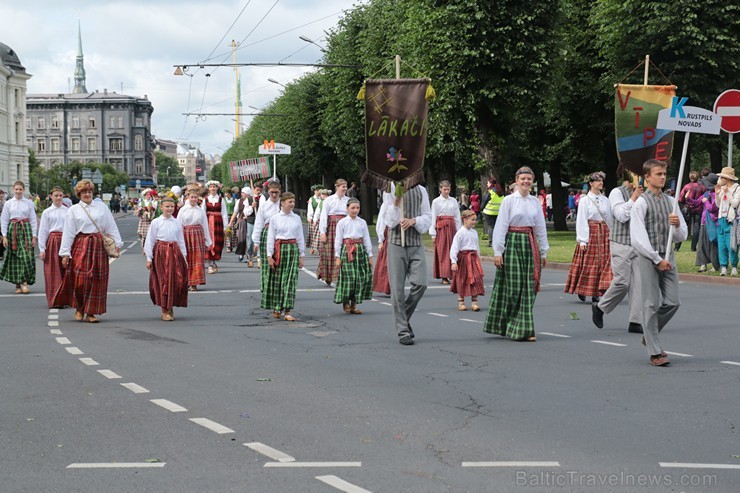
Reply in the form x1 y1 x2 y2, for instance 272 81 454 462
205 180 221 189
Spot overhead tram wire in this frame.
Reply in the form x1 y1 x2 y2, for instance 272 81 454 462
200 0 254 63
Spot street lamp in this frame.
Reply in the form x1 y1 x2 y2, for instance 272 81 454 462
267 78 286 88
299 35 327 53
225 129 235 142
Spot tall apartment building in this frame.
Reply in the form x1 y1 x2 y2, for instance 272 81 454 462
24 23 155 188
0 42 31 191
177 143 206 184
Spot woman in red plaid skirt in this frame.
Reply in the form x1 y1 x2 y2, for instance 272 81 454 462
372 200 391 295
145 197 188 321
204 181 228 274
450 210 484 311
317 179 349 285
179 186 211 291
430 180 462 284
38 186 72 307
60 180 122 323
565 172 614 303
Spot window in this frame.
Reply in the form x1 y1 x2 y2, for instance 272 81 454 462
71 116 80 129
134 134 143 151
88 138 97 152
109 115 116 128
37 117 45 129
37 140 46 152
51 116 60 129
135 159 143 174
88 116 96 128
109 138 123 152
118 116 123 128
71 138 80 152
51 138 60 152
26 117 31 129
135 117 143 127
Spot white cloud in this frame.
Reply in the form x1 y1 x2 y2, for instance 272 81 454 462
1 0 361 155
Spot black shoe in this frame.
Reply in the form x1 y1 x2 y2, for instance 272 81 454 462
577 294 586 302
408 325 415 339
628 323 644 334
592 303 604 329
591 296 600 303
399 335 414 345
238 255 244 263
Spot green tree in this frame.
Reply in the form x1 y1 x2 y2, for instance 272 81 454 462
155 152 186 188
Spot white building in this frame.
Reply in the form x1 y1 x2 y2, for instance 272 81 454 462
0 42 31 192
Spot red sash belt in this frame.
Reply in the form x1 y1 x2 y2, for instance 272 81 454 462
436 215 455 231
458 250 483 285
508 226 541 292
157 241 186 297
343 238 363 262
9 218 31 251
273 238 297 267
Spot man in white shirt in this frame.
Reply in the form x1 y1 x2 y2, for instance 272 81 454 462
630 160 687 367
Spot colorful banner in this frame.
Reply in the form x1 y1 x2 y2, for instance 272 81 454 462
361 78 431 191
615 84 676 175
229 157 270 182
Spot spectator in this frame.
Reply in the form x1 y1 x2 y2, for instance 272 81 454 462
545 189 553 221
481 179 503 248
678 171 705 252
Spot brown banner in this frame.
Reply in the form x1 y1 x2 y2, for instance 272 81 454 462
362 78 430 191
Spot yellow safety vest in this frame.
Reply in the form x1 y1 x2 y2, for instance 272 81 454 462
482 192 503 216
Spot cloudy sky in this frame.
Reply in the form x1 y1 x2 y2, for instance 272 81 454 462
2 0 363 156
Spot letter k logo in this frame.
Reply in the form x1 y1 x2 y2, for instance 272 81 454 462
670 97 688 119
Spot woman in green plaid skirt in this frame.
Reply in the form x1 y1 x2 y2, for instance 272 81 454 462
333 198 374 314
0 181 38 294
264 192 305 321
484 168 549 341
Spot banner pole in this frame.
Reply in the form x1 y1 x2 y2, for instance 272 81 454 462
664 131 690 259
273 155 277 180
643 55 649 85
395 54 405 247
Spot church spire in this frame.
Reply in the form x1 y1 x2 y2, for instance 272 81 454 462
73 20 88 94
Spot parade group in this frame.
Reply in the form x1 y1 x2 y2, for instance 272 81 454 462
2 160 738 366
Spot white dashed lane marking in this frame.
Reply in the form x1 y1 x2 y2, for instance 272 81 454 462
659 463 740 470
539 332 572 338
462 461 561 467
67 462 165 469
244 442 296 463
79 358 99 366
591 340 627 347
121 382 150 394
720 361 740 367
50 329 62 335
150 399 188 413
65 347 84 355
316 475 372 493
428 312 449 318
264 462 362 468
189 418 234 434
97 369 122 379
460 318 483 324
56 337 71 345
664 351 693 358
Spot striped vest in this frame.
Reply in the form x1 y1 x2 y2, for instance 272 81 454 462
642 190 672 257
389 185 424 247
609 186 631 245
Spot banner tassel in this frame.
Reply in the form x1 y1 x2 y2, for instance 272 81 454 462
425 83 436 100
356 83 366 100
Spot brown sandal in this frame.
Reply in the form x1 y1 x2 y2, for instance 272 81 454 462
471 303 480 312
649 355 670 366
458 300 468 311
75 311 84 321
85 315 99 323
526 336 537 342
349 307 363 315
273 311 282 319
284 314 297 322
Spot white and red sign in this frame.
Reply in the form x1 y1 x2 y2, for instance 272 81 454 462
714 89 740 134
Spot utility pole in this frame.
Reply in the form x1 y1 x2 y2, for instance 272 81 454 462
232 40 241 139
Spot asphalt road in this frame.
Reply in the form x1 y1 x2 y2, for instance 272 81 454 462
1 213 738 492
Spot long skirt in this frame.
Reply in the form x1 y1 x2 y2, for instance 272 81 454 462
484 231 539 340
334 243 373 305
43 232 72 307
0 221 36 286
258 226 272 293
137 215 152 248
695 223 720 270
183 225 207 287
450 250 485 298
564 221 613 297
149 241 188 311
372 231 390 295
261 242 299 311
206 212 225 261
69 233 109 315
309 220 321 251
307 220 316 251
234 218 248 257
317 215 342 284
432 216 456 279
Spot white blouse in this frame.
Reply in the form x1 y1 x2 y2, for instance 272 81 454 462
233 197 254 220
266 211 306 257
312 199 324 223
376 201 388 243
252 198 281 245
576 192 613 245
450 227 480 263
59 200 123 256
1 196 38 236
206 194 229 225
144 215 187 261
381 184 433 235
429 195 462 237
334 216 373 258
38 204 69 252
492 192 549 257
176 203 212 247
319 194 349 234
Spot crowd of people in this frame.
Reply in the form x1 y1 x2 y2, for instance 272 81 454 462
1 159 735 367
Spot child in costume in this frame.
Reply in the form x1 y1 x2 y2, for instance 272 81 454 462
334 198 374 314
450 210 484 311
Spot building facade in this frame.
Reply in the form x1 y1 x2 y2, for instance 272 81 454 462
0 42 31 192
24 24 155 188
177 143 206 184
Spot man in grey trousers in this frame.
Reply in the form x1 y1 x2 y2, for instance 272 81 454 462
382 183 432 345
592 179 644 333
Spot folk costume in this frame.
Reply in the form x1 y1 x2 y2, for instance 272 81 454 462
232 190 254 263
449 225 484 300
178 202 211 290
145 215 188 319
716 167 740 275
137 192 158 249
689 174 720 272
224 193 236 253
372 201 391 295
317 193 349 285
306 192 321 254
430 194 462 282
38 203 72 307
252 195 281 293
595 185 642 331
631 189 687 363
264 210 305 314
382 184 433 343
0 195 38 292
333 214 373 310
205 192 228 268
59 199 122 318
310 195 325 252
484 192 549 340
565 191 613 300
